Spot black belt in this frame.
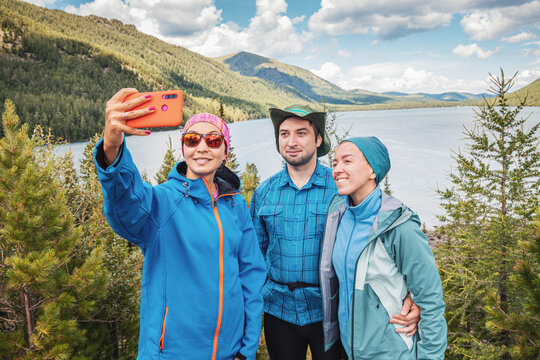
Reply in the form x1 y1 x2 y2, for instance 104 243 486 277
268 277 318 292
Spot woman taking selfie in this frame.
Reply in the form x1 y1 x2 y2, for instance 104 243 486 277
93 88 266 360
319 137 447 359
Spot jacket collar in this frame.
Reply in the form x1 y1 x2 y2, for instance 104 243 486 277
168 162 240 201
328 191 419 240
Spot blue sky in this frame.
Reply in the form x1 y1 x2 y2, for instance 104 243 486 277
25 0 540 94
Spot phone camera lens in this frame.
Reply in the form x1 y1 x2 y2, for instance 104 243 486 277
162 94 178 99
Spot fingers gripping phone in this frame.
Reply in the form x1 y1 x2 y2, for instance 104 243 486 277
124 90 183 128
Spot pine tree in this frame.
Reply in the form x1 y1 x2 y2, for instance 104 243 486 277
75 135 143 360
206 97 239 174
383 175 392 196
213 99 240 175
485 210 540 360
155 136 180 185
217 98 225 122
227 141 240 175
240 162 260 206
322 102 351 167
0 100 108 359
435 70 540 359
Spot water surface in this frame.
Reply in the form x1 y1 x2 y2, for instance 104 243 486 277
58 106 540 227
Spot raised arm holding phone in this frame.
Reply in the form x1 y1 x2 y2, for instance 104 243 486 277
94 88 266 360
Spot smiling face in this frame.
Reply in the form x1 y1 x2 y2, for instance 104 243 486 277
182 122 227 181
332 141 377 206
278 117 322 168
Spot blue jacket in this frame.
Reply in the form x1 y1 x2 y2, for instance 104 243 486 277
320 193 447 359
94 140 266 360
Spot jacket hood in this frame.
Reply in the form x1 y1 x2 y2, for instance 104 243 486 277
167 161 241 199
370 192 421 239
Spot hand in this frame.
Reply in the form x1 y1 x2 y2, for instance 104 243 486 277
103 88 155 163
389 294 421 337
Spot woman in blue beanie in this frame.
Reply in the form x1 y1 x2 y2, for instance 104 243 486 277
319 137 447 359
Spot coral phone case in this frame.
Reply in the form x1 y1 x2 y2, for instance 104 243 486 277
124 90 183 128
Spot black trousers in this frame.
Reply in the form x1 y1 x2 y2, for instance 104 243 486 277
263 313 344 360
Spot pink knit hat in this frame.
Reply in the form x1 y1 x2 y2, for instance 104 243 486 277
182 113 230 154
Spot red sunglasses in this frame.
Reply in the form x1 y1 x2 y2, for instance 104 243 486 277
182 132 224 149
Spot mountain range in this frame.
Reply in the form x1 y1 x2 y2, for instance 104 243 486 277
216 51 496 106
0 0 538 142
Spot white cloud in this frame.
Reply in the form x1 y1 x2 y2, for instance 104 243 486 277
453 44 500 59
515 68 540 88
188 0 311 57
523 47 540 64
524 47 540 56
308 1 539 41
337 49 351 58
292 15 305 24
309 0 453 39
461 1 540 41
64 0 309 58
313 62 489 93
502 32 536 43
311 62 345 84
65 0 221 37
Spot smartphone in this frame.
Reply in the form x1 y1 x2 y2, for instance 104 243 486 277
123 90 183 128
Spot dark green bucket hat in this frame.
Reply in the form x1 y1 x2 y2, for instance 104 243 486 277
269 105 331 157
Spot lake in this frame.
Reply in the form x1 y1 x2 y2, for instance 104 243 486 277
58 106 540 228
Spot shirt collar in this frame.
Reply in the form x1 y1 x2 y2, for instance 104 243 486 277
277 160 328 189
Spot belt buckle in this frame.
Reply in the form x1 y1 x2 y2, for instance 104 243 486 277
288 281 299 291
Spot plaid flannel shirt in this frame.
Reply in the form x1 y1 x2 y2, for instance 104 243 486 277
250 161 337 326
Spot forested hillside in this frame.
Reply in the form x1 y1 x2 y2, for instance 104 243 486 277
0 0 309 141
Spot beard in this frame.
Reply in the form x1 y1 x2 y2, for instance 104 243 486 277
280 147 317 167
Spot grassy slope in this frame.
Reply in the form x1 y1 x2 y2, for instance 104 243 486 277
456 77 540 108
510 77 540 105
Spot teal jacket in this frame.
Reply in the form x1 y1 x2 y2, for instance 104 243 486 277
320 193 447 359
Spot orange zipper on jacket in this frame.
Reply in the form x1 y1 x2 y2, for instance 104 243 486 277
159 306 168 350
201 178 238 360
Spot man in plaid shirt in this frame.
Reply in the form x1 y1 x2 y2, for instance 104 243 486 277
250 105 422 360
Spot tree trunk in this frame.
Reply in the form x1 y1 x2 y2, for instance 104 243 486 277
500 123 508 314
113 319 120 359
22 287 33 348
